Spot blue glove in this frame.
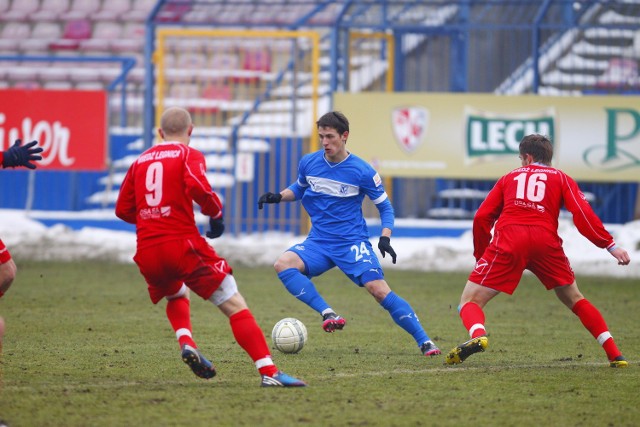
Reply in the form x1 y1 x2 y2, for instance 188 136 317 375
258 192 282 209
378 236 397 264
2 139 43 169
206 217 225 239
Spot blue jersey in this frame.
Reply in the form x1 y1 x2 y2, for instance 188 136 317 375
288 150 394 242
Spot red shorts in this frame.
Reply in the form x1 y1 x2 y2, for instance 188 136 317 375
468 225 574 295
133 237 233 304
0 239 11 264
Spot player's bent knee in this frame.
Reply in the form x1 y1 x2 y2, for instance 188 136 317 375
360 269 385 285
209 274 239 307
165 283 188 301
274 252 303 273
0 260 17 295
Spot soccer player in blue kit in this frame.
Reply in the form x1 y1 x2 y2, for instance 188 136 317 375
258 111 441 357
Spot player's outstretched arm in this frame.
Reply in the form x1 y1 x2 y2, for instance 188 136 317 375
608 246 630 266
2 139 43 169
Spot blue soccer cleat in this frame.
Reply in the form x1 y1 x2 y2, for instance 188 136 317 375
181 344 217 379
261 371 307 387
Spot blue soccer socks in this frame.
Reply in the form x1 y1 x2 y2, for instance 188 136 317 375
380 291 430 346
278 268 331 314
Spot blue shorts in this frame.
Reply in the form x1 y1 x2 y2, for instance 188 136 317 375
287 238 384 286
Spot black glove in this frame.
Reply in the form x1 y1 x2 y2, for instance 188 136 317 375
258 192 282 209
206 217 225 239
378 236 397 264
2 139 43 169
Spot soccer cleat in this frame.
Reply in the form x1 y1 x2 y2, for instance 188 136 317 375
421 340 442 357
181 344 217 379
260 371 307 387
445 336 489 365
610 355 628 368
322 312 346 333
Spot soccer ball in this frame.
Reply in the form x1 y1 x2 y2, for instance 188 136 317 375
271 318 308 354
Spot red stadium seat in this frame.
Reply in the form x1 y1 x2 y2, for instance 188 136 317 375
156 0 191 22
49 18 92 50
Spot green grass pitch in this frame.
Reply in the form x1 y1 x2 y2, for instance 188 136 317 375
1 261 638 426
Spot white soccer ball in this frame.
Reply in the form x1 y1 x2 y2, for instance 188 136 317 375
271 318 308 354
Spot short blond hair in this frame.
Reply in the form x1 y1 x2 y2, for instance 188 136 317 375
160 107 192 138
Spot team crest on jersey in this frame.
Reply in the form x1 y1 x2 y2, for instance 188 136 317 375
391 106 428 153
214 260 228 273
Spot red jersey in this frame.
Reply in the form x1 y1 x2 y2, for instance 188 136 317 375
115 141 223 249
473 164 614 261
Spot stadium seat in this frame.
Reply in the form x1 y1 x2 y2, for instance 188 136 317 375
1 0 41 21
79 21 122 52
126 0 157 22
177 51 207 69
156 0 191 22
49 19 92 50
20 21 62 52
209 53 240 70
169 83 200 100
91 0 130 21
68 63 102 82
0 22 31 52
7 62 41 81
43 80 73 90
110 22 144 53
244 5 277 25
231 48 271 83
59 0 101 20
595 57 640 88
191 83 233 114
13 80 42 89
0 0 9 15
30 0 70 21
75 81 105 90
39 65 71 82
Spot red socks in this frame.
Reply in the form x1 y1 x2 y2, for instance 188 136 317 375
166 297 197 348
230 309 278 377
459 302 487 338
572 298 621 360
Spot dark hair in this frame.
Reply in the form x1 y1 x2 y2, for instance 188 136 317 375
316 111 349 134
519 134 553 165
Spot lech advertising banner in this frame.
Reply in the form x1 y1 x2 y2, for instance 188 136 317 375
0 89 108 170
335 93 640 182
